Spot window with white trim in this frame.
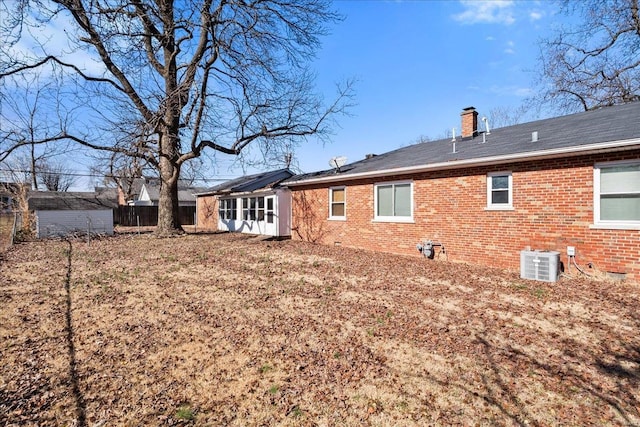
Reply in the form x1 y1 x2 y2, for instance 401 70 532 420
594 160 640 227
241 196 265 221
329 187 346 219
374 181 413 221
218 198 237 220
486 172 513 209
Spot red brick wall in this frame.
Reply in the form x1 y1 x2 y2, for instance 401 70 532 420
291 150 640 279
196 195 218 231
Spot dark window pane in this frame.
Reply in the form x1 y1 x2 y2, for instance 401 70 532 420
492 176 509 190
492 190 509 204
331 203 345 217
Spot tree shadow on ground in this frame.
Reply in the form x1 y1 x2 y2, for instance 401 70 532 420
63 239 87 427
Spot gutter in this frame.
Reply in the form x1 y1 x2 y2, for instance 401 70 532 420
285 138 640 187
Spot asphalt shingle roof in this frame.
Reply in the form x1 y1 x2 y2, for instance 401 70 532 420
28 191 118 211
285 102 640 184
141 184 204 203
198 169 294 195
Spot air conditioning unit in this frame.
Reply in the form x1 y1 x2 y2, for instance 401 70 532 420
520 250 560 282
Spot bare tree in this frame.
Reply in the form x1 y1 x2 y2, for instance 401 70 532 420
487 105 529 128
0 0 354 235
38 159 76 191
0 74 72 189
533 0 640 112
0 158 35 234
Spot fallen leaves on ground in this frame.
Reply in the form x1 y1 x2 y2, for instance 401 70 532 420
1 233 639 426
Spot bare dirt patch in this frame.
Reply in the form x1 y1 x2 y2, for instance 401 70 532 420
1 233 639 426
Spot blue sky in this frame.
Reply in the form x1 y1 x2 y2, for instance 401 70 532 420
266 0 560 176
4 0 565 189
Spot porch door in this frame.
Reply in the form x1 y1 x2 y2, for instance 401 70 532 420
264 195 277 236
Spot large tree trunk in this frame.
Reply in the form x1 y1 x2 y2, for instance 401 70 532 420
157 175 181 235
156 131 183 235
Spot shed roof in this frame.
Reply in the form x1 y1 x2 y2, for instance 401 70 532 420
28 191 118 211
197 168 294 196
285 102 640 186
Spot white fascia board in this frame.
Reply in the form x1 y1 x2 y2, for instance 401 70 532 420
286 138 640 187
219 189 279 198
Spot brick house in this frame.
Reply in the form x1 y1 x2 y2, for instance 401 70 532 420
284 103 640 280
196 169 294 237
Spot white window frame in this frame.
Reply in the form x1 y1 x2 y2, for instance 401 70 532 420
486 171 513 210
373 180 414 223
592 159 640 230
329 186 346 220
220 198 237 220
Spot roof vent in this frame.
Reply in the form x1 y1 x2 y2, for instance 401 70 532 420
365 153 377 160
482 116 491 135
532 131 539 142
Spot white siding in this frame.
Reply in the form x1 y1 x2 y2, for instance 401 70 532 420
215 189 291 237
36 210 114 238
277 189 291 237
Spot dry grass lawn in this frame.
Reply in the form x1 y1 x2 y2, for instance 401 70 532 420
1 232 639 426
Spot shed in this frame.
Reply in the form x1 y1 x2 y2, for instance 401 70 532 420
28 191 117 238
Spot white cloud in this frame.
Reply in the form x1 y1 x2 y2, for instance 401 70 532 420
452 0 516 25
485 36 495 41
529 10 543 21
504 40 515 54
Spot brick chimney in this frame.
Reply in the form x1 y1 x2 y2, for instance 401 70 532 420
461 106 478 138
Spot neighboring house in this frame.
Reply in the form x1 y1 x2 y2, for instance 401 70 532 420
28 191 118 238
196 169 294 237
284 103 640 280
116 177 146 205
124 178 203 207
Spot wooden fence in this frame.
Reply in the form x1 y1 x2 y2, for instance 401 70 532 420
114 206 196 226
